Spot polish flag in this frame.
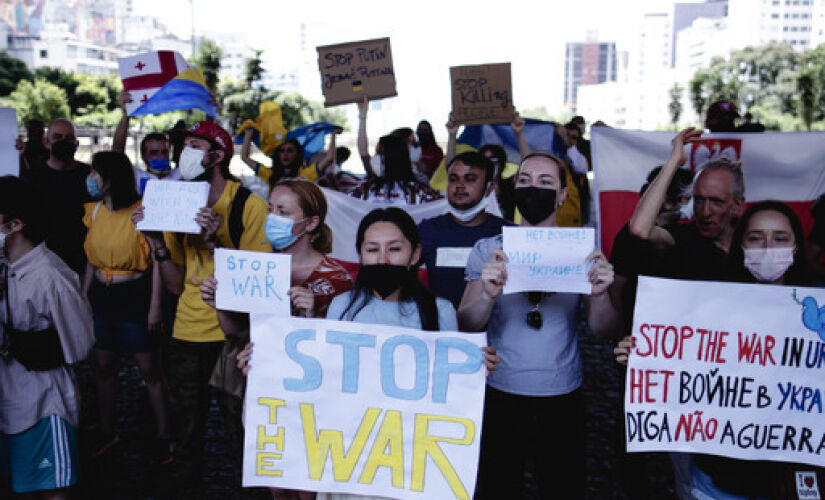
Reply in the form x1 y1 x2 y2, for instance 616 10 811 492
591 127 825 258
117 51 191 115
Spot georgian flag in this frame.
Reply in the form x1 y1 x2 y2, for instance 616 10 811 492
117 51 191 115
591 127 825 258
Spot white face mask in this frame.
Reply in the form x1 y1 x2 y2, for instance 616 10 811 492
409 145 422 164
179 146 206 180
743 246 795 282
448 190 490 223
370 154 384 178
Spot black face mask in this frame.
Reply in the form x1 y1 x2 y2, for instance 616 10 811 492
50 139 77 162
514 187 558 225
357 264 414 299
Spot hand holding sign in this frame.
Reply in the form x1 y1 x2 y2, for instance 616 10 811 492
480 250 508 299
586 250 614 296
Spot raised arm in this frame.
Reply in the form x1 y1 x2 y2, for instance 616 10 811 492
511 112 530 157
111 91 132 153
356 97 373 176
444 112 459 166
240 128 259 171
628 127 702 243
317 127 342 175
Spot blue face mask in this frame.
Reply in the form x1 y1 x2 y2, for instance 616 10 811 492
86 175 104 198
149 158 171 173
265 213 305 250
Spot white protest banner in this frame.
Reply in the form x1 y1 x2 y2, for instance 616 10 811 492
214 249 290 314
0 108 19 176
625 276 825 467
136 180 208 234
243 316 487 500
502 226 594 295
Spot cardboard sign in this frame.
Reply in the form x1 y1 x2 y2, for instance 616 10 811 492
136 179 208 234
625 277 825 467
243 316 487 500
316 37 397 106
0 108 19 176
502 226 594 295
214 249 291 314
450 63 514 125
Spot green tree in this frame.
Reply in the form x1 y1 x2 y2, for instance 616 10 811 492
244 49 265 90
193 39 223 93
0 51 33 96
668 83 683 125
4 79 70 126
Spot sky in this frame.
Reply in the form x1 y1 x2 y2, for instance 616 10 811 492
133 0 706 137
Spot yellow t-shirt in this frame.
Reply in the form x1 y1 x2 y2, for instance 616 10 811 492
165 180 272 342
255 162 319 185
83 200 151 273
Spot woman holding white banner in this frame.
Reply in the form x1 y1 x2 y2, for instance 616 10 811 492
458 151 618 500
616 200 814 499
238 206 500 500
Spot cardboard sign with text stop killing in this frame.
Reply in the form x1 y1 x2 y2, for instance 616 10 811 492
450 63 514 125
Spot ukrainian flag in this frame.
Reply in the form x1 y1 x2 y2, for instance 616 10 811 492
131 68 217 117
233 101 287 157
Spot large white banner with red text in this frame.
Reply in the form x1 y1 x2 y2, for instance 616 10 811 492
625 276 825 466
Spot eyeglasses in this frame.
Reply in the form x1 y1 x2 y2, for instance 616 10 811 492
525 291 545 329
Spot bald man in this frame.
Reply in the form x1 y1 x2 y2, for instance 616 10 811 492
21 119 92 275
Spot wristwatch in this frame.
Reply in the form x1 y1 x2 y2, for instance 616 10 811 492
153 246 171 262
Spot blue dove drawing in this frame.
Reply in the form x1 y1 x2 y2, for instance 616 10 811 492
800 295 825 341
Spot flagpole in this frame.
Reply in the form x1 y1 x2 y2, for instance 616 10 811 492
190 0 196 58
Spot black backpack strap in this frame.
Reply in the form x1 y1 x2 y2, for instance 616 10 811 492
228 186 252 249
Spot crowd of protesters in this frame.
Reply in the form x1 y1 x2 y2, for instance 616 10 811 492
2 91 825 500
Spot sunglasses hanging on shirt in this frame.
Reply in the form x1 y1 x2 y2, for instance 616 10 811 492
525 291 545 329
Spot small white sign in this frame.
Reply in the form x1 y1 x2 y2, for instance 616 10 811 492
214 249 291 315
0 108 19 177
136 180 208 234
502 226 594 295
436 247 473 268
797 472 822 499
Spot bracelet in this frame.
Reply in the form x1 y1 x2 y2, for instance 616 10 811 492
358 114 366 119
153 246 171 262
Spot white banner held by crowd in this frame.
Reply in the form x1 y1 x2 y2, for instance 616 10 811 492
136 180 208 234
502 226 594 295
625 276 825 467
214 249 290 314
322 188 500 263
243 316 487 500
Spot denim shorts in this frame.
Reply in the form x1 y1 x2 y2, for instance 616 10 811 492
89 273 153 353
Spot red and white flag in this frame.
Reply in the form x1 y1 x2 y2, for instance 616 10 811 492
117 51 191 115
591 127 825 258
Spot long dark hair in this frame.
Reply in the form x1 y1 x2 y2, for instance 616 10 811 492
727 201 808 286
91 151 140 211
338 208 439 330
269 139 305 188
368 134 417 200
416 121 436 149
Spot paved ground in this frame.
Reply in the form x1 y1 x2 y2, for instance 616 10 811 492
66 321 677 500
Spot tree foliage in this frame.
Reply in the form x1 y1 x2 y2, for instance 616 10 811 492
193 39 223 93
669 83 683 125
244 49 265 90
4 79 70 125
687 43 825 131
0 51 33 96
